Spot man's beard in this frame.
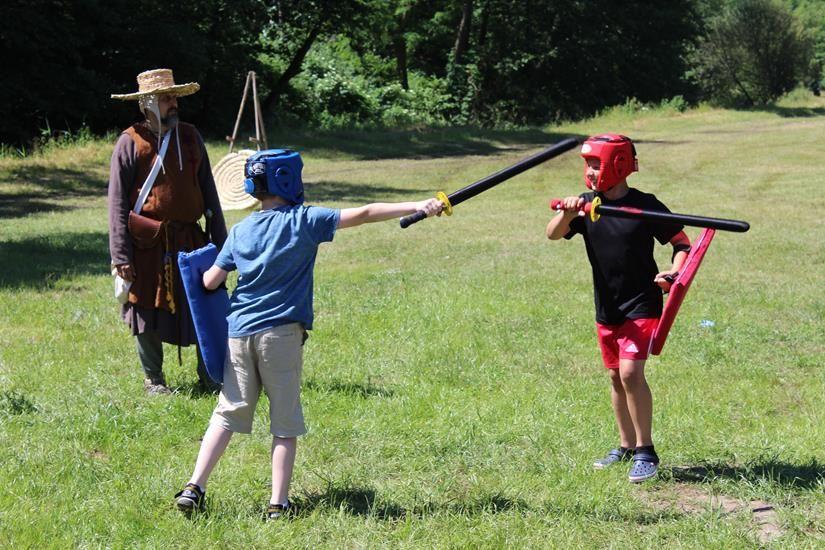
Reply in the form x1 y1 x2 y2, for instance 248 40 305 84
162 109 179 128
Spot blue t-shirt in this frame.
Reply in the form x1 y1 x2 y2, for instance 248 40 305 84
215 204 340 337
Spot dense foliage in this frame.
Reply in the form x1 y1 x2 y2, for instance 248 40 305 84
689 0 817 106
1 0 822 145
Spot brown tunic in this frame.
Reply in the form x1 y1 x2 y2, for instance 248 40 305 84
108 121 227 345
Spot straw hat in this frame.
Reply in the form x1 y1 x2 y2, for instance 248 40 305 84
111 68 200 100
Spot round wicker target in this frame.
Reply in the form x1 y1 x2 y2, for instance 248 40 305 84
212 150 260 210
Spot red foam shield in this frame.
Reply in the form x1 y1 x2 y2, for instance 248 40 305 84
650 228 716 355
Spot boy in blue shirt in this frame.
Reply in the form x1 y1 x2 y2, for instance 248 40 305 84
175 150 442 517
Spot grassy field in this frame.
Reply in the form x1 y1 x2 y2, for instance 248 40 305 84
1 93 823 547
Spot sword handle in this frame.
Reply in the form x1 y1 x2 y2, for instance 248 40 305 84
400 210 427 228
400 191 452 229
549 199 591 213
549 198 592 219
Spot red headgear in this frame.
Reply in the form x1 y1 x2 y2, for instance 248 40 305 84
580 134 638 191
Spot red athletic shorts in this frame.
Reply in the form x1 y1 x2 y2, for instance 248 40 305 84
596 318 659 369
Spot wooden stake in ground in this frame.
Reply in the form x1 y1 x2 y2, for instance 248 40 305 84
214 71 268 210
226 71 268 153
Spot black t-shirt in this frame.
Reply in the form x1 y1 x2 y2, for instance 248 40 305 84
565 188 683 324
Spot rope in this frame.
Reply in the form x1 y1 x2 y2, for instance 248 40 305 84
163 224 176 315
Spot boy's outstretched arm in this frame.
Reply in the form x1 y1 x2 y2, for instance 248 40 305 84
654 231 691 291
338 199 442 229
203 265 229 290
546 195 584 240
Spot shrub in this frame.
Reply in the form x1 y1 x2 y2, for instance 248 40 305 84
274 37 451 130
689 0 816 106
660 95 689 113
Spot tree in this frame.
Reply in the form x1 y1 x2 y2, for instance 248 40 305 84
452 0 473 66
444 0 699 125
789 0 825 94
690 0 816 106
258 0 369 116
0 0 270 144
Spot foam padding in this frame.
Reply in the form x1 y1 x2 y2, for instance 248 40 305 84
650 228 716 356
178 244 229 383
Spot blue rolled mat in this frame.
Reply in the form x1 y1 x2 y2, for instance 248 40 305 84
178 243 229 384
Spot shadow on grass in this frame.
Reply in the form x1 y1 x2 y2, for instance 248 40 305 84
172 380 221 399
303 377 394 398
0 166 105 219
634 139 693 147
303 180 431 204
663 457 825 490
267 127 585 161
0 194 79 218
0 390 39 416
0 231 109 289
748 105 825 118
294 482 528 519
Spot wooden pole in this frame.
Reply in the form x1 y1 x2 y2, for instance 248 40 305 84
252 72 268 149
251 71 263 151
227 71 252 154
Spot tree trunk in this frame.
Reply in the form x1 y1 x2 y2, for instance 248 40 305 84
452 0 473 66
262 23 322 114
477 1 488 47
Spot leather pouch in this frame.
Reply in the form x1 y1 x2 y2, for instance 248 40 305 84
128 211 163 249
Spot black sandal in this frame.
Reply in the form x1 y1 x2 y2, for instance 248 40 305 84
265 500 293 520
175 483 205 513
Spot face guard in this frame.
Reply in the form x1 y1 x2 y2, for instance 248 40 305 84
580 134 638 192
244 149 304 204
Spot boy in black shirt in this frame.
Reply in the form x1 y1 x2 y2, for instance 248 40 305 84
546 134 691 482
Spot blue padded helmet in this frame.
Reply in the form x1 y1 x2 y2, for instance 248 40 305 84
243 149 304 204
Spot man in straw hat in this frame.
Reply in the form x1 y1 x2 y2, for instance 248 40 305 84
108 68 227 395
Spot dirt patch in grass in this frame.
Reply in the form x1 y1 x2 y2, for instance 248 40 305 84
639 484 783 544
87 449 109 462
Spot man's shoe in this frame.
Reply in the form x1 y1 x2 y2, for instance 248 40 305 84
593 448 633 469
265 500 293 520
197 377 221 395
628 452 659 483
144 378 171 395
175 483 205 514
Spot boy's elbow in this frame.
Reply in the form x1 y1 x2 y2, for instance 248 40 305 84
339 206 370 228
202 266 223 290
355 208 371 225
202 274 216 290
546 224 563 240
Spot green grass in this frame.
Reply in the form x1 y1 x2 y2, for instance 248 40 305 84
1 93 823 547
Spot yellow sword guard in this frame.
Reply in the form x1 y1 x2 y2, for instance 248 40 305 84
436 191 453 216
590 195 601 223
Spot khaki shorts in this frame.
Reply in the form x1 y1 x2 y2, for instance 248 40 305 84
210 323 306 437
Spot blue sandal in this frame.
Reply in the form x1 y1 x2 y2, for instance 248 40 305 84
593 448 633 469
628 452 659 482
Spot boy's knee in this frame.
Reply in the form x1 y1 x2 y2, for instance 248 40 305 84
619 373 641 389
618 362 646 387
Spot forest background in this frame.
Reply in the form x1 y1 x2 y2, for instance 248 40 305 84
2 0 824 148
